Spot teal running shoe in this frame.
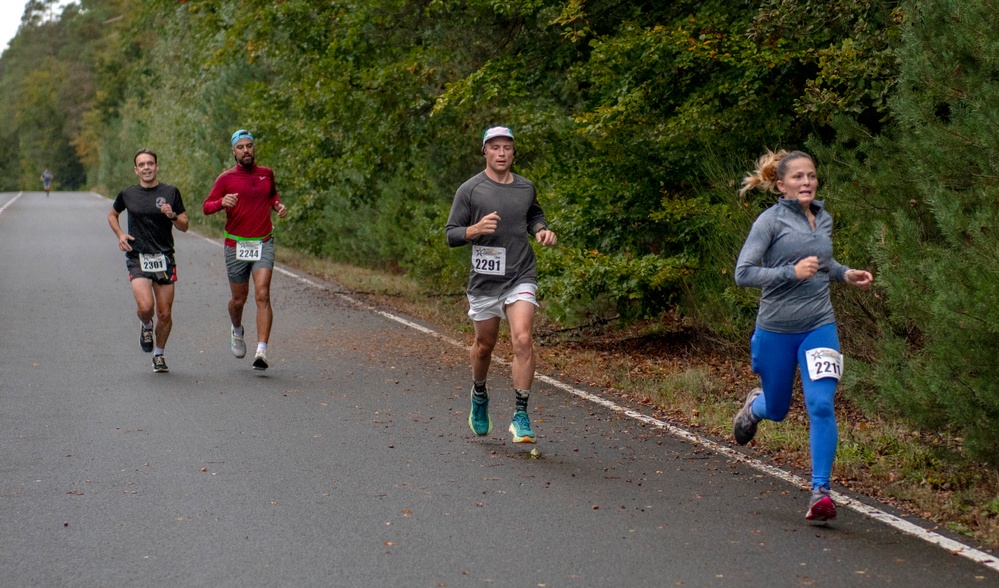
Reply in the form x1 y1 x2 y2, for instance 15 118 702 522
469 389 492 436
509 411 536 443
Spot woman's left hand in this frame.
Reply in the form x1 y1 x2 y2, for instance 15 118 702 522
845 269 874 290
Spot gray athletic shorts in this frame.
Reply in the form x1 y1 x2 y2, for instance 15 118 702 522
224 238 275 284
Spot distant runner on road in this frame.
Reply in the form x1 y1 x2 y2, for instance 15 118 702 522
40 168 53 196
202 129 288 371
445 126 557 444
107 149 189 373
733 149 873 522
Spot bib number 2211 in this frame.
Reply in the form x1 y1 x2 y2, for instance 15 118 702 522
806 347 843 381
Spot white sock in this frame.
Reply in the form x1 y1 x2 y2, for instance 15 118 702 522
232 325 244 337
257 342 267 354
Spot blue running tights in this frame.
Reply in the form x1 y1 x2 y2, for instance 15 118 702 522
749 323 840 490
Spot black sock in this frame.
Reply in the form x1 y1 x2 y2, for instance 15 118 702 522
515 389 530 412
473 380 487 396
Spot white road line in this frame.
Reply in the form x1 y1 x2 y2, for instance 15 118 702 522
174 226 999 573
0 192 24 214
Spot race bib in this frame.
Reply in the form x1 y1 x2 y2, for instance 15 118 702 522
806 347 843 381
236 240 263 261
139 252 167 273
471 245 506 276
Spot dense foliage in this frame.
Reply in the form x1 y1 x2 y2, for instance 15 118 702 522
3 0 998 462
814 0 999 460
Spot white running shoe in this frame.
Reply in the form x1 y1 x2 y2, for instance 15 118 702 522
252 350 268 370
230 327 246 358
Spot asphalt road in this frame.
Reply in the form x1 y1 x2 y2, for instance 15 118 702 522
0 190 994 587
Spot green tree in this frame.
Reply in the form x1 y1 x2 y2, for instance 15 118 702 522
834 0 999 462
811 0 999 462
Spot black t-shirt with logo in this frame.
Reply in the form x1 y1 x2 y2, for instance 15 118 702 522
112 183 185 258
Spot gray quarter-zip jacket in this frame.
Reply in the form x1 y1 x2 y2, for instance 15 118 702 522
735 198 848 333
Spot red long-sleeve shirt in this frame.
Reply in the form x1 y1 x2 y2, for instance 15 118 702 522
203 164 281 247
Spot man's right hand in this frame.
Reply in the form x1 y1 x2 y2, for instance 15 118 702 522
221 193 239 208
467 211 500 240
118 233 135 252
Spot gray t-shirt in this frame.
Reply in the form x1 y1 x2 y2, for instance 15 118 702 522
735 198 848 333
445 171 549 296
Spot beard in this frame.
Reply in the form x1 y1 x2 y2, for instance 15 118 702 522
235 153 255 168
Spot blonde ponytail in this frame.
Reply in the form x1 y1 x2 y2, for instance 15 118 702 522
739 149 786 197
739 149 813 198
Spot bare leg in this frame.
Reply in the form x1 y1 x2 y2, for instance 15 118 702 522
151 282 175 349
228 280 249 329
130 278 155 324
471 317 501 382
505 300 537 390
252 268 274 344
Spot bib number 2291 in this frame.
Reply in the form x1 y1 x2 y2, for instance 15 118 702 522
471 245 506 276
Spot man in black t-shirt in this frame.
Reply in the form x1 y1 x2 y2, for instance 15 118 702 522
108 149 189 373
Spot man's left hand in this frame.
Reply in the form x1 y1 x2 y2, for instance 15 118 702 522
274 203 288 218
535 229 557 247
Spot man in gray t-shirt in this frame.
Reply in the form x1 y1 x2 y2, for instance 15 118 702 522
445 126 557 444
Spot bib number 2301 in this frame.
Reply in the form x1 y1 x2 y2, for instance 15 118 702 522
806 347 843 381
471 245 506 276
139 253 167 272
236 240 263 261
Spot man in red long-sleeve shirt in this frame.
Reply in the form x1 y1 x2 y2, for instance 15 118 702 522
203 129 288 370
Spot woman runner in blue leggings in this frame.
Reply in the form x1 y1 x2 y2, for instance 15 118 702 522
733 149 874 522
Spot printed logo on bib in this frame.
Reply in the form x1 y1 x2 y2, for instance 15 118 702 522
139 252 167 273
236 240 263 261
806 347 843 381
471 245 506 276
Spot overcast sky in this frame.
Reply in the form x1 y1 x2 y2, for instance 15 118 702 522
1 1 75 55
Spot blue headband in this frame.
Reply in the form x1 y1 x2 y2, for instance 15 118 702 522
231 129 253 147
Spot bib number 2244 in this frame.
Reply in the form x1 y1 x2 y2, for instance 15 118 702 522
236 240 263 261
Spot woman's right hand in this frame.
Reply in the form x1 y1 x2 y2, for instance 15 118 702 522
795 256 819 280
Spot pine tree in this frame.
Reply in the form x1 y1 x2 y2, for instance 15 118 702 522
866 0 999 461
